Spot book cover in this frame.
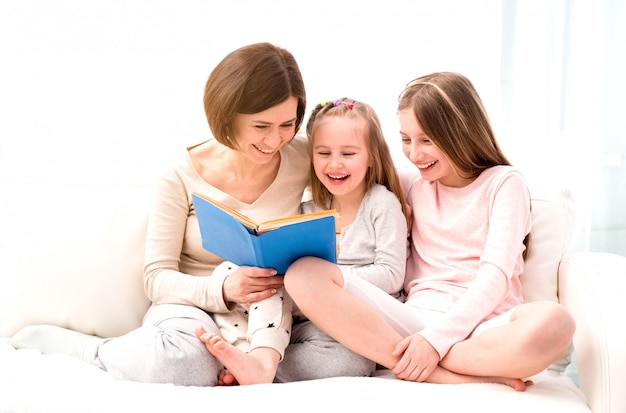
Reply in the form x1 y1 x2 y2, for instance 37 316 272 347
192 193 339 274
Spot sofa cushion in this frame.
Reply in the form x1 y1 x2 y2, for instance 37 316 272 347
522 186 576 303
0 183 151 338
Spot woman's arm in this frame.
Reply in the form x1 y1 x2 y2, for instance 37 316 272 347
143 166 231 313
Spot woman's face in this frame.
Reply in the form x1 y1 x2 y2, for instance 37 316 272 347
399 108 468 187
231 96 299 165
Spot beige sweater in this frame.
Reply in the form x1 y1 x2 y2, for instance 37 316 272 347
143 136 310 313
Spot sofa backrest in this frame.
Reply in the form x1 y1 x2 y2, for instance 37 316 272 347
0 182 576 338
0 183 151 338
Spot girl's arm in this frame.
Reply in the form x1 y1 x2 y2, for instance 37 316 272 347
341 187 408 295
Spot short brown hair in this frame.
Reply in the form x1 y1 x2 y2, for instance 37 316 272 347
204 42 306 149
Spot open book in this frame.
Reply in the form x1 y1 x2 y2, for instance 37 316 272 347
192 193 340 274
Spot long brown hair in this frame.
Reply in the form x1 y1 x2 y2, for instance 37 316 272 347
398 73 531 257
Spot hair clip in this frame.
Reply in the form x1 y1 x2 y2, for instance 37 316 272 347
320 100 354 109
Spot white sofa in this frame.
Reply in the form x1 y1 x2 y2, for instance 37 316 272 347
1 179 624 413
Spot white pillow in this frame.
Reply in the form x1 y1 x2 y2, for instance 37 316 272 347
521 185 575 303
0 183 151 338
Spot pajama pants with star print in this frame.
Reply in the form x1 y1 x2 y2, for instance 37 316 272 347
211 261 292 360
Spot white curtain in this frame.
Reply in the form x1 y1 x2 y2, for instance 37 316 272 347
499 0 626 255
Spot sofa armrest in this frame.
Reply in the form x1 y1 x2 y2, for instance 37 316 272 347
558 252 626 413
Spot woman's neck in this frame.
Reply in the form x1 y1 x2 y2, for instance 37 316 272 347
190 140 281 204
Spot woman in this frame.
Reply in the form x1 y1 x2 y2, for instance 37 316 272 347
9 42 375 386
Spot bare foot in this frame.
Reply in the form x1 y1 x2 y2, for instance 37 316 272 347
195 327 279 385
422 366 531 392
218 369 238 386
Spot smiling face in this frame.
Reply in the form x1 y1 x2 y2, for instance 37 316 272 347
399 108 470 188
311 116 371 202
230 96 299 165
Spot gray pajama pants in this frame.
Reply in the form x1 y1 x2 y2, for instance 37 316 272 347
93 302 374 386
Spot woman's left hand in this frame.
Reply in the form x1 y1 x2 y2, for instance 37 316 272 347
391 334 440 382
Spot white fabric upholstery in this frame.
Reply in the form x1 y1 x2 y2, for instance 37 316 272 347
559 252 626 413
0 183 151 338
0 179 623 412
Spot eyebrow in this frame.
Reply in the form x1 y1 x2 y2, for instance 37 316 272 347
251 117 297 125
314 144 362 150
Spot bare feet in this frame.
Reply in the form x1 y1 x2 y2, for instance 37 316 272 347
195 327 279 385
421 366 532 391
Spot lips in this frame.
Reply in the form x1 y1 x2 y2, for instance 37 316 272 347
253 144 275 154
327 173 349 181
416 161 436 169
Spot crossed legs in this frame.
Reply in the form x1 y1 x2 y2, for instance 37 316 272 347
284 257 575 391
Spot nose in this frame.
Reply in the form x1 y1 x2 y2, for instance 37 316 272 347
265 127 283 147
330 153 343 168
404 141 421 163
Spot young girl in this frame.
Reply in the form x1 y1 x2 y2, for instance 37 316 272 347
197 97 410 385
285 73 576 391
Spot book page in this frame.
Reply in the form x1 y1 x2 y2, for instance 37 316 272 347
192 192 258 230
257 209 340 233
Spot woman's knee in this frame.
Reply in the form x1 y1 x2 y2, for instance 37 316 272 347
142 333 221 386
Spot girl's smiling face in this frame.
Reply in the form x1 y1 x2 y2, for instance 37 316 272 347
399 108 470 188
311 116 371 201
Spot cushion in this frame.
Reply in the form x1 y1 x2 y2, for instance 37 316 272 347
0 183 151 338
522 185 576 303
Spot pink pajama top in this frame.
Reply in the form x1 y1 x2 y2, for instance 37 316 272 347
399 165 531 359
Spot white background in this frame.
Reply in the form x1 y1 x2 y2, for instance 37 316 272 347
1 0 624 255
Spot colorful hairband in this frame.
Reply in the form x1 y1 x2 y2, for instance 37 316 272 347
320 100 354 109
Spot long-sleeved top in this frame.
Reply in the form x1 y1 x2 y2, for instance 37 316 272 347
399 165 531 358
302 183 408 297
143 135 310 314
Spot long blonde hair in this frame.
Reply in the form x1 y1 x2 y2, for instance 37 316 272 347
306 98 410 226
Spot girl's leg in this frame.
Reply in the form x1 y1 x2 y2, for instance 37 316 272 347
284 256 410 369
285 257 530 391
440 301 576 378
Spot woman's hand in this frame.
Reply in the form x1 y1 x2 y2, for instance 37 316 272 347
391 334 440 382
222 266 284 305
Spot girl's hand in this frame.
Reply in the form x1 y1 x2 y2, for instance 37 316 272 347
222 266 284 305
391 334 440 382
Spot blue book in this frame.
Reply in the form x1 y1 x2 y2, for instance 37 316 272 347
192 193 340 274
